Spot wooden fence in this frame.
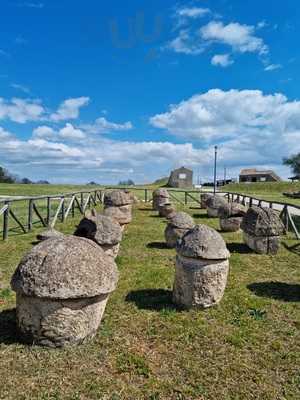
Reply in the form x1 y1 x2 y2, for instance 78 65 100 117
0 189 103 240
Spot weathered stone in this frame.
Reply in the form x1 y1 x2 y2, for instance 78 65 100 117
103 204 132 226
243 232 280 255
36 229 64 242
74 210 122 258
218 202 247 218
11 236 118 347
200 193 213 209
220 216 243 232
158 203 176 218
152 188 170 211
104 190 132 207
165 212 195 248
206 195 228 217
173 255 229 308
173 225 230 308
241 206 285 255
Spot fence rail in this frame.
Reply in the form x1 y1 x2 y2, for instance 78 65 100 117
0 189 103 240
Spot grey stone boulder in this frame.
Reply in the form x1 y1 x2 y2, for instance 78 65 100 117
218 202 248 232
164 212 195 248
173 224 230 308
206 195 228 217
11 236 118 348
152 188 170 211
104 190 132 207
36 229 64 242
200 193 213 209
103 204 132 228
74 209 122 259
158 203 176 219
241 206 285 254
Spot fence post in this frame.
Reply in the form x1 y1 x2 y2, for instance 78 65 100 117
46 197 51 226
145 189 148 203
28 199 33 231
61 197 65 222
185 192 188 205
71 197 75 218
3 201 10 240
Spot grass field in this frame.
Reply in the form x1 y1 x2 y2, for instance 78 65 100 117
0 197 300 399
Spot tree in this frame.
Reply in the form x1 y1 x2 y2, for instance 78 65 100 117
118 179 135 186
21 178 32 185
283 153 300 176
0 166 15 183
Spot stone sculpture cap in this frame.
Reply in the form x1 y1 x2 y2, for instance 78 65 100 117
169 212 195 229
11 236 118 299
206 195 228 210
152 188 169 198
75 210 122 245
218 202 248 218
177 224 230 260
104 190 132 206
241 206 285 236
36 229 64 242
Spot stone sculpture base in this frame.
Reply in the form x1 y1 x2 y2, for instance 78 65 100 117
104 205 132 225
220 217 243 232
158 205 176 219
173 255 229 309
102 243 120 259
207 207 219 218
16 293 109 348
243 232 280 255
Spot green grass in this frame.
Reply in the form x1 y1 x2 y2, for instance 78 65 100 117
0 201 299 399
223 182 300 206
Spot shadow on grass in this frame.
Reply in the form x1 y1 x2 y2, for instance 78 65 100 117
227 242 252 254
282 242 300 256
0 308 19 345
125 289 182 311
138 208 153 212
147 242 170 249
193 214 210 219
248 282 300 302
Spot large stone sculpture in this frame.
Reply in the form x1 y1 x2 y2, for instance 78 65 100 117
173 225 230 308
74 209 122 259
241 206 285 255
152 188 170 211
206 195 228 217
11 236 118 348
103 190 133 230
218 202 248 232
165 212 195 248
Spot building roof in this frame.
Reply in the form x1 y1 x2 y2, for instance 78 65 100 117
171 166 192 173
239 168 281 180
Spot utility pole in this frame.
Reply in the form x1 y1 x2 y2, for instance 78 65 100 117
214 145 218 194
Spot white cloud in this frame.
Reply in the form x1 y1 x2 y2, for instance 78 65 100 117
80 117 133 134
33 126 56 139
264 63 282 71
11 83 31 94
176 7 210 19
167 29 207 55
0 98 44 123
211 54 234 67
59 123 85 139
200 21 268 55
50 97 90 122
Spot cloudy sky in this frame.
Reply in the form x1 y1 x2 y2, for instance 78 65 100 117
0 0 300 184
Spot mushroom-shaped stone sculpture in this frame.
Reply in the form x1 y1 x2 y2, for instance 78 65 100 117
206 195 228 218
103 190 133 230
74 210 122 259
158 203 176 219
218 202 248 232
11 236 118 348
165 212 195 248
241 206 285 255
200 193 213 209
173 225 230 308
152 188 170 211
36 228 64 242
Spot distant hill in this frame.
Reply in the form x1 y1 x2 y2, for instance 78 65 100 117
152 177 169 187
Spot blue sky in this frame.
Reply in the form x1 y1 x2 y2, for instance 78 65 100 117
0 0 300 184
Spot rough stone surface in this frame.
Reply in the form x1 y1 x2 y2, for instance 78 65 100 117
158 203 176 218
220 217 243 232
243 231 280 255
201 193 213 209
206 195 228 218
11 236 118 299
173 255 229 308
104 190 132 207
152 188 170 211
218 202 247 218
165 225 191 248
177 225 230 260
11 236 118 347
241 206 285 237
36 229 64 242
103 204 132 225
169 212 195 229
75 210 122 246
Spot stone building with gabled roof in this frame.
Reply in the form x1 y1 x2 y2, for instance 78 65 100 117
239 168 281 183
168 167 193 188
